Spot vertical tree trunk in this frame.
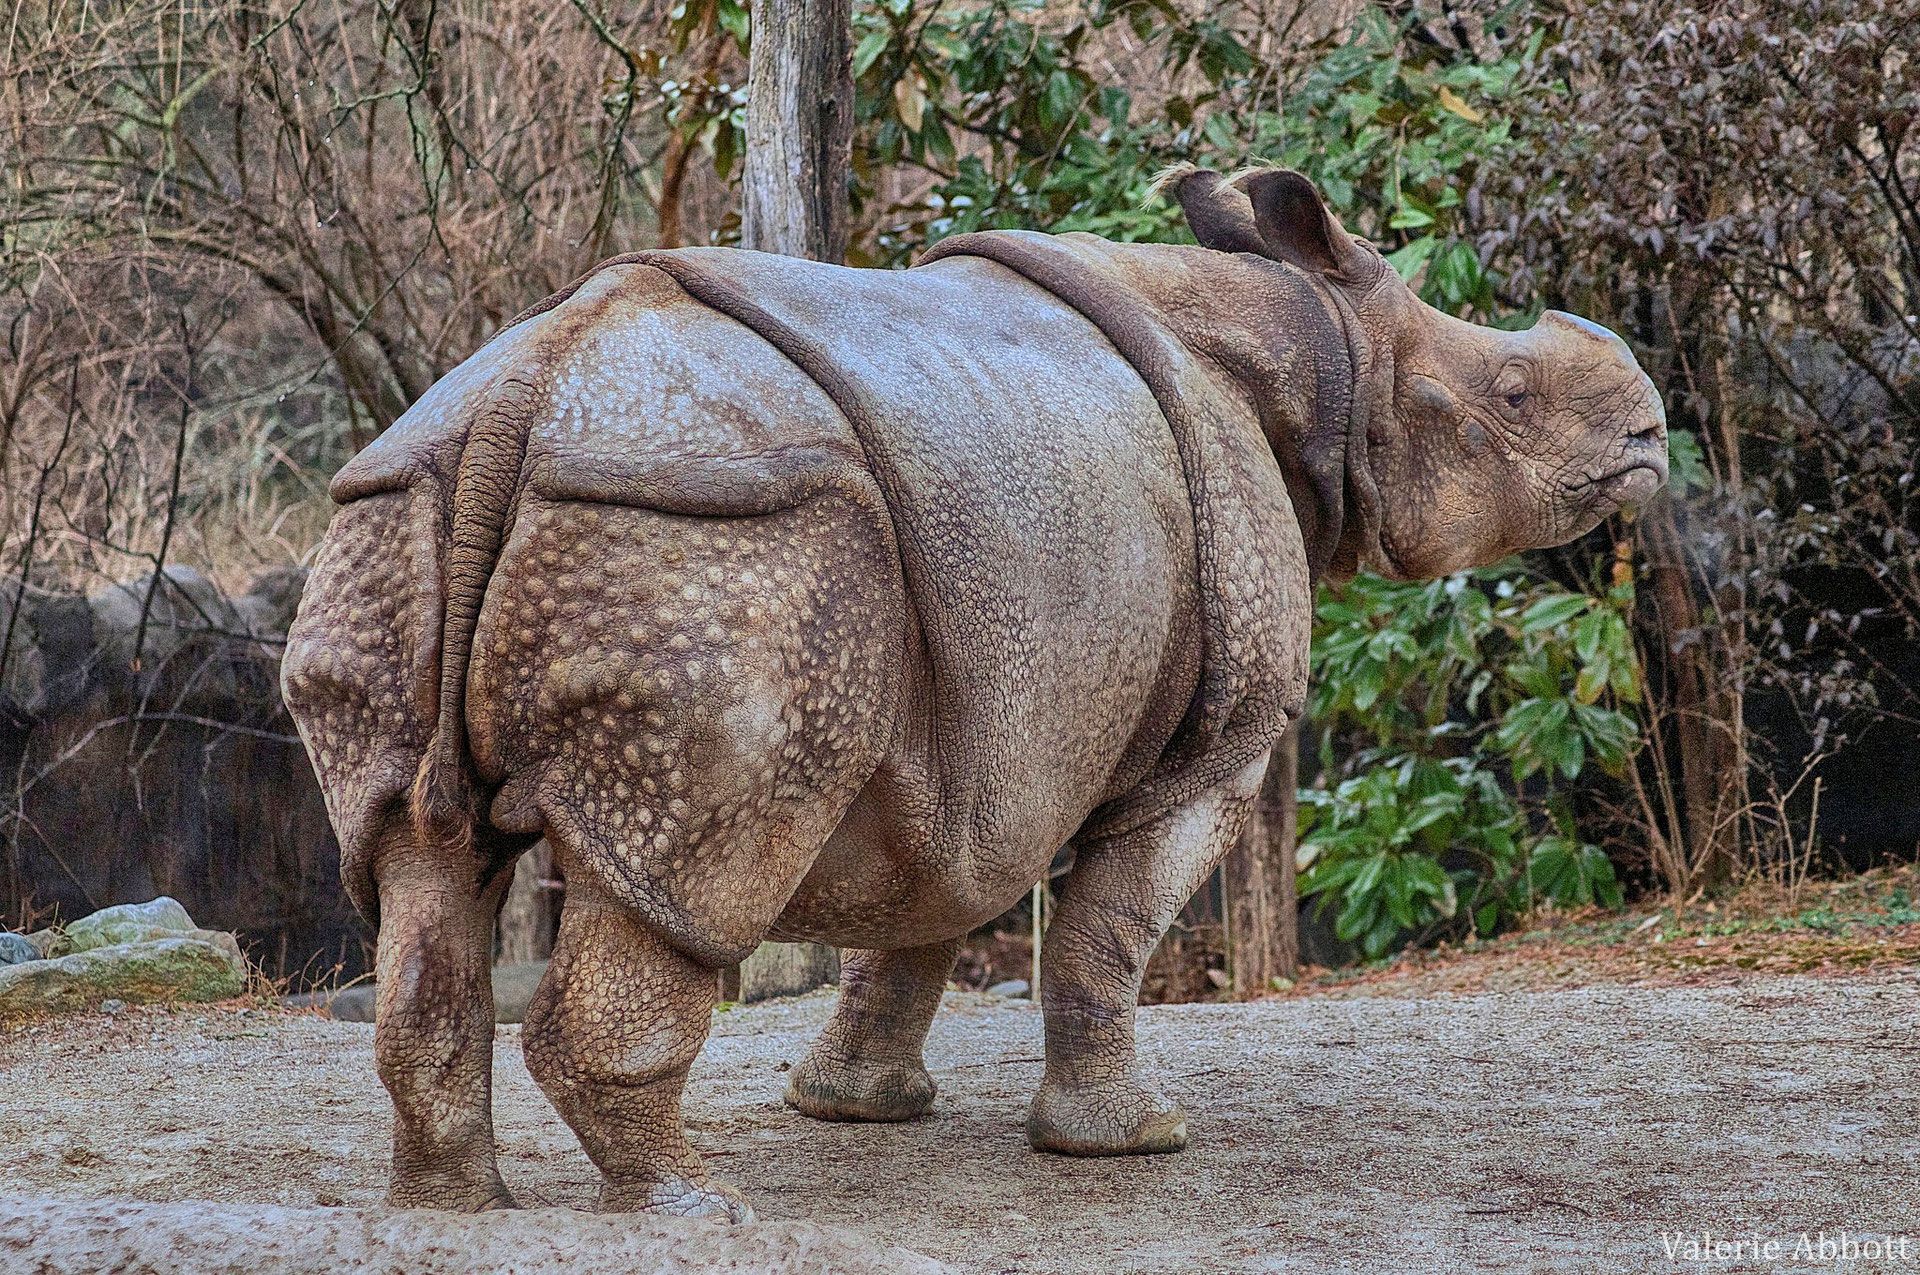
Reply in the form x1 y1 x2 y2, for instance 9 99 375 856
495 840 555 965
1225 719 1302 995
731 0 854 1002
741 0 853 263
1641 504 1742 889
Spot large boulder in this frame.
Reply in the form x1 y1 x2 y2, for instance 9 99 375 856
0 934 246 1017
0 1197 954 1275
0 933 37 966
65 896 196 952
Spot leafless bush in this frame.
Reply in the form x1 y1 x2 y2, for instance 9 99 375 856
1490 0 1918 889
1 0 741 591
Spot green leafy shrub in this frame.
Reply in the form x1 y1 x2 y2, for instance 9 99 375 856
844 0 1546 325
1299 567 1640 957
847 0 1252 261
1236 4 1541 321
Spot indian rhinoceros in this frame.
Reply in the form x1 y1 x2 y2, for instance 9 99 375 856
282 167 1667 1220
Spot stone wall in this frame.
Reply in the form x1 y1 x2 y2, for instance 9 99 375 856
0 567 368 986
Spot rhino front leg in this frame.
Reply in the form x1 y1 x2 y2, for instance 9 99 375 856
786 939 961 1122
373 841 517 1210
1028 756 1269 1156
522 870 749 1222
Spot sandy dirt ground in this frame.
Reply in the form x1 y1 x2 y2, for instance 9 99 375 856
3 973 1917 1274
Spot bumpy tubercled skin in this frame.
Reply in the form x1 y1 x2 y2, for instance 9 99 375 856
283 167 1669 1221
1029 754 1270 1154
523 859 743 1217
376 845 518 1211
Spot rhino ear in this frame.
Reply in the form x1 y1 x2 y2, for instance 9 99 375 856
1164 166 1270 257
1241 169 1368 277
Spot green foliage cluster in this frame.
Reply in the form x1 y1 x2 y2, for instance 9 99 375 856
1242 6 1538 321
846 0 1250 257
1300 567 1640 957
668 0 1546 309
842 0 1541 319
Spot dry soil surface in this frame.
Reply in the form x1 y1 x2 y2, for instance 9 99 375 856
3 974 1917 1274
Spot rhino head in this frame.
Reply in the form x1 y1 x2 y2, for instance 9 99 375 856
1174 167 1669 579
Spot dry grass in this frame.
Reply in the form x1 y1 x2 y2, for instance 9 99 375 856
1280 863 1920 1001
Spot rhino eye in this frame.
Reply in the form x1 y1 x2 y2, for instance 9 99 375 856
1505 390 1529 410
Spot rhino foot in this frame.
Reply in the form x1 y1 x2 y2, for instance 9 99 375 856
386 1170 519 1213
600 1174 756 1224
785 1050 937 1122
1025 1080 1188 1156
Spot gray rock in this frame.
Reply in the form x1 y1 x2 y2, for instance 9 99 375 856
986 979 1030 998
23 929 69 959
0 1195 955 1274
66 897 196 953
491 960 548 1024
233 565 310 639
283 985 374 1022
0 933 246 1018
87 567 242 675
0 934 38 966
285 962 551 1025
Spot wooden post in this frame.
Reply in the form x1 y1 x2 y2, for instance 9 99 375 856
495 840 556 965
728 0 854 1003
1030 880 1043 1000
1224 719 1302 994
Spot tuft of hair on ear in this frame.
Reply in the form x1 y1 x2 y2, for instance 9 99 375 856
1222 162 1283 191
1154 163 1271 257
1144 162 1203 207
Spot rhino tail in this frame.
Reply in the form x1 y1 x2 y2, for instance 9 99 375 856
409 367 546 857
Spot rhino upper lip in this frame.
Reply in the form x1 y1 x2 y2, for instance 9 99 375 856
1567 461 1666 498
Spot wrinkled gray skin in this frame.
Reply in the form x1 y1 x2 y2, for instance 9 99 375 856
282 169 1667 1222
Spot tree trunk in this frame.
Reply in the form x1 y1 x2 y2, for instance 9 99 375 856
495 840 556 965
726 0 854 1001
1641 504 1742 889
741 0 853 263
1224 719 1302 995
724 941 841 1004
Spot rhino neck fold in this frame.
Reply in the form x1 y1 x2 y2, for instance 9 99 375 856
1305 273 1390 583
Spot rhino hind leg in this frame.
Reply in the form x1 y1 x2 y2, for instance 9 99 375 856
784 939 960 1122
1027 755 1269 1156
372 830 521 1211
284 492 524 1210
474 494 903 1216
522 857 752 1222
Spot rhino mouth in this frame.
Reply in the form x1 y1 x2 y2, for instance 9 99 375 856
1572 460 1667 512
